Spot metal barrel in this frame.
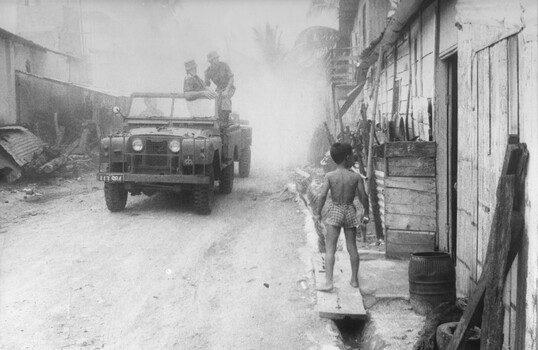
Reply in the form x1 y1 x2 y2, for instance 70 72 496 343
408 252 456 315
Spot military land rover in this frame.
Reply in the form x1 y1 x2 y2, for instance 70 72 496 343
97 93 252 214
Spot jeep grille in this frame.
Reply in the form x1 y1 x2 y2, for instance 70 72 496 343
145 140 168 166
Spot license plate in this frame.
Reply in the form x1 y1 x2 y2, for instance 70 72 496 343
98 174 124 182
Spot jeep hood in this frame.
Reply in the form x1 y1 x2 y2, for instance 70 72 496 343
128 127 214 138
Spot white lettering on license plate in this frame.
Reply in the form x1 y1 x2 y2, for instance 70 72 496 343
98 174 124 182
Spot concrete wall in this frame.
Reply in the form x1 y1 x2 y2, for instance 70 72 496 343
16 71 123 145
0 29 87 126
0 38 17 125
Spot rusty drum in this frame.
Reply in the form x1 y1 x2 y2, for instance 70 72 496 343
408 252 456 315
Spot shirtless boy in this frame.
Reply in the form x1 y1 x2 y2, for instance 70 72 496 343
315 143 369 292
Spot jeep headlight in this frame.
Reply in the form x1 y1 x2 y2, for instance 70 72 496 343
132 138 144 152
169 139 181 153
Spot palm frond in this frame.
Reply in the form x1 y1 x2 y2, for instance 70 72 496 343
252 22 286 67
308 0 339 17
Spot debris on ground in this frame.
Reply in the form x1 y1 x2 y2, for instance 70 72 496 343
413 301 464 350
0 126 45 182
0 124 99 183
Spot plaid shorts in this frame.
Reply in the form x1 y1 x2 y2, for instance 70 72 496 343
325 202 359 228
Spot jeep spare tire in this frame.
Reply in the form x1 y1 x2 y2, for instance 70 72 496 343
239 146 251 178
104 182 128 212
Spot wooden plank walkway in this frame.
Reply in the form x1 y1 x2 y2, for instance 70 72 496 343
312 253 367 320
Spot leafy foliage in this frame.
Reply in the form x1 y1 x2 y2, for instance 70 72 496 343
252 23 285 68
308 0 339 16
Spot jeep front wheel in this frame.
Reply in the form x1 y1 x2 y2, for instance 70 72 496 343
220 161 234 194
104 182 128 212
239 146 251 178
194 167 214 215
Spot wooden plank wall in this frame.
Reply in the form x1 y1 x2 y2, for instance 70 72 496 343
436 0 536 345
376 2 436 140
355 0 391 57
438 0 457 56
458 24 527 348
518 25 537 349
376 142 437 259
455 27 478 297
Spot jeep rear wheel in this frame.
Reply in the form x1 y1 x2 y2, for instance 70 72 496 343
239 146 251 178
220 161 234 194
194 167 214 215
104 182 128 212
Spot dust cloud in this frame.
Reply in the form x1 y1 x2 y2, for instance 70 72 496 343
82 0 336 170
1 0 337 170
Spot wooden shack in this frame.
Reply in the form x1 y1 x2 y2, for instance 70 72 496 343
374 141 436 258
335 0 537 346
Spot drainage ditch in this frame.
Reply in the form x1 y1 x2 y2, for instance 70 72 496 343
335 317 367 349
333 298 425 349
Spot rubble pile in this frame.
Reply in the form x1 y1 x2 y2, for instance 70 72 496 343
0 123 99 183
292 166 329 253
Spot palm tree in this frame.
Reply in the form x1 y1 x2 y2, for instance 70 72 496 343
140 0 183 33
252 23 285 68
308 0 338 17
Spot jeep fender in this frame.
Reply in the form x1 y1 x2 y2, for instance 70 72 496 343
100 135 130 163
181 140 217 165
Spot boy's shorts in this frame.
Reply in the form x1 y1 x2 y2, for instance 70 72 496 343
325 202 359 228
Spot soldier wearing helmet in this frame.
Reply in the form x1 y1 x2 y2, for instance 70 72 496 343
204 51 235 125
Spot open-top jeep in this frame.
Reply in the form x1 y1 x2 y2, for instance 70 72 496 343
97 92 252 214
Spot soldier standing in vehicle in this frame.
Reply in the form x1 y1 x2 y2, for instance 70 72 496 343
183 60 217 100
205 51 235 159
205 51 235 124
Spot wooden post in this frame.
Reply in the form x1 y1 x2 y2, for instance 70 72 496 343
75 127 91 155
323 122 336 145
405 30 413 141
366 53 382 181
480 175 516 350
366 53 384 241
53 112 65 147
38 138 80 174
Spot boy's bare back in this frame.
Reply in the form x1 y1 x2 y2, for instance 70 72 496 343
325 168 360 204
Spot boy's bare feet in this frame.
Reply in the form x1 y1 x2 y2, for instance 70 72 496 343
350 279 359 288
316 282 334 292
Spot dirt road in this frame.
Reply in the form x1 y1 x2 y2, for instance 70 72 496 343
0 167 338 349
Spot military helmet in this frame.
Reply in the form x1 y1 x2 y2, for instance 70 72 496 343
184 60 197 70
206 51 219 61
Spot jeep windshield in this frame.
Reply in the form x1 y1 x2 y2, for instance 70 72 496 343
128 96 215 119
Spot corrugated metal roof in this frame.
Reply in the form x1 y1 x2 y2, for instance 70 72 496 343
0 127 44 167
16 70 122 98
0 28 82 61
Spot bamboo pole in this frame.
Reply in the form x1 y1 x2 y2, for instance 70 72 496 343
405 31 413 141
366 53 384 241
366 56 382 180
